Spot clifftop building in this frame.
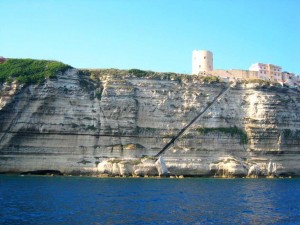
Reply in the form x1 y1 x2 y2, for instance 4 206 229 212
192 50 298 87
249 63 282 83
192 50 213 75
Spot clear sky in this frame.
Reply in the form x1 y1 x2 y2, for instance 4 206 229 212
1 0 299 74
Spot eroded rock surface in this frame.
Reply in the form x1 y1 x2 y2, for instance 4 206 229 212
0 69 300 177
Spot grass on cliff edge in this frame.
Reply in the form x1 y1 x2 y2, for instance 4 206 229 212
81 68 224 84
81 68 191 81
0 59 71 84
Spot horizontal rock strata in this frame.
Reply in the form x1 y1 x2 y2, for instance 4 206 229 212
1 69 300 177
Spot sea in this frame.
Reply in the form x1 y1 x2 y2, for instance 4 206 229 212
1 175 300 225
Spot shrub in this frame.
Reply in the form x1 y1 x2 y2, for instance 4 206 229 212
81 68 191 82
128 69 150 77
242 79 271 86
202 76 220 83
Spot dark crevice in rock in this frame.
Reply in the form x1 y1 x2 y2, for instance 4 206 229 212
20 170 63 176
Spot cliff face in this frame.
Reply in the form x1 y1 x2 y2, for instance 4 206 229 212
0 69 300 177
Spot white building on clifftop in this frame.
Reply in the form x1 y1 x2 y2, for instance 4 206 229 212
249 63 282 83
192 50 299 86
192 50 213 75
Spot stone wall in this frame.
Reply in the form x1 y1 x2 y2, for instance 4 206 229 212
205 69 259 81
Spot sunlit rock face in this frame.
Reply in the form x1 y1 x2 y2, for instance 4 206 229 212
0 69 300 177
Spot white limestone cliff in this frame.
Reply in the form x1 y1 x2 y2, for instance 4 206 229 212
0 68 300 177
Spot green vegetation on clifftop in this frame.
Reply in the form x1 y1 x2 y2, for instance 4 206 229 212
202 76 220 83
0 59 71 84
80 68 224 85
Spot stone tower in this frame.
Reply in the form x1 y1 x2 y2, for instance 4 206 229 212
192 50 213 75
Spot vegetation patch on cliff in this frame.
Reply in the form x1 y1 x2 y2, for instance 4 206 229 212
240 79 292 92
283 129 300 139
196 126 248 144
0 58 71 84
241 79 271 86
80 69 228 88
82 68 190 81
202 76 221 83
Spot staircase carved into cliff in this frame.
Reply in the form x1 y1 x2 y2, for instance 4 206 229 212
155 85 231 157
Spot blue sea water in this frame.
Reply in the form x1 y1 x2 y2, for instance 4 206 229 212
1 176 300 225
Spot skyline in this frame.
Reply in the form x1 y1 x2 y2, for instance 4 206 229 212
1 0 300 74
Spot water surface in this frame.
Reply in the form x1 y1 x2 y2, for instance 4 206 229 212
1 175 300 224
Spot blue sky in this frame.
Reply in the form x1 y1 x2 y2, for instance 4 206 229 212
1 0 299 74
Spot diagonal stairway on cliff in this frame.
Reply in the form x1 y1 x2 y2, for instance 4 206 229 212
155 84 232 158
